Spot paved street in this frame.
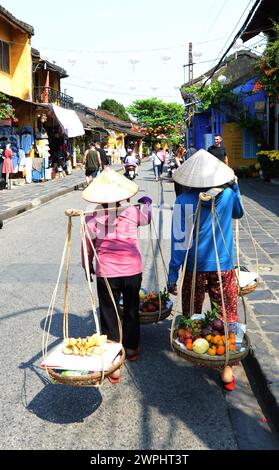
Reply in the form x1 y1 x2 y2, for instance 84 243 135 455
1 162 279 450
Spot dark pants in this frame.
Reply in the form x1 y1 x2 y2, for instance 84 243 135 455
97 273 142 349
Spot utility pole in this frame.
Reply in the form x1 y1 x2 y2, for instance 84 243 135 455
188 42 193 85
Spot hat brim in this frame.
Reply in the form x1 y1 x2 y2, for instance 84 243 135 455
173 149 235 188
82 168 139 203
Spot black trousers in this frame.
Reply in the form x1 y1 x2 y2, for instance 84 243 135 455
97 273 142 349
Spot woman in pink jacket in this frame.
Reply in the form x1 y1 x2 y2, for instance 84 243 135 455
82 168 152 381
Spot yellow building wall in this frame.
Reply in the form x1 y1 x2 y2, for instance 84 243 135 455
222 122 257 170
0 21 32 100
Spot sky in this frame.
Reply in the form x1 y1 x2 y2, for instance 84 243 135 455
1 0 266 109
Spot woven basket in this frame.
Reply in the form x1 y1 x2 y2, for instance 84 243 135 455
118 304 172 325
139 306 172 324
238 279 258 296
47 344 125 387
172 333 250 369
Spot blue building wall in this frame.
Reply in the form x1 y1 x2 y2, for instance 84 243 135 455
192 77 266 153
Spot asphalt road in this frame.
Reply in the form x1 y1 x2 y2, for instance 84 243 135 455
1 162 279 450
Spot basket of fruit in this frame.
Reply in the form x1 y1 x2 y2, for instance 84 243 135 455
118 288 173 324
139 288 173 324
171 303 250 369
42 334 126 387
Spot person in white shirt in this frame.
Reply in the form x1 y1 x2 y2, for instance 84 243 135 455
151 149 162 181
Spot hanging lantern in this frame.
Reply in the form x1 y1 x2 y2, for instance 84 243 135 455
96 56 108 68
160 53 171 65
105 79 115 89
67 52 77 65
129 81 137 91
218 75 227 85
129 56 140 71
232 38 243 59
193 49 203 59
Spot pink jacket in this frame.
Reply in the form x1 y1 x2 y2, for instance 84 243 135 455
82 204 151 278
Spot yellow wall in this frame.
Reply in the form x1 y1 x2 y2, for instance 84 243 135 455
0 20 32 100
222 123 256 170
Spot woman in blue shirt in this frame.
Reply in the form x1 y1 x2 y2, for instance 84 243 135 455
168 149 244 390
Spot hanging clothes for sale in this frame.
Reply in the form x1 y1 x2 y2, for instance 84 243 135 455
21 132 34 154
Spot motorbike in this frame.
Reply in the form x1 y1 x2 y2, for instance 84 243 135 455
124 164 136 180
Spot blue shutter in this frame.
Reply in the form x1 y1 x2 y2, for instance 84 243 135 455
242 129 257 159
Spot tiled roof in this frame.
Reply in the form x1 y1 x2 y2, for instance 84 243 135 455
31 48 68 78
182 50 259 89
94 109 132 127
74 104 144 137
0 6 34 36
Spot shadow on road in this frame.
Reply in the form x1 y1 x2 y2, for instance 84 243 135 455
19 310 102 424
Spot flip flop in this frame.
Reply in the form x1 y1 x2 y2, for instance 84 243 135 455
223 375 235 391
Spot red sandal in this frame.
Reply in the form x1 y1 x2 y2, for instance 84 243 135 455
223 375 235 391
107 375 120 384
126 348 140 362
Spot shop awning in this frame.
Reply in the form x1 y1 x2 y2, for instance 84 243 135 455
52 104 85 138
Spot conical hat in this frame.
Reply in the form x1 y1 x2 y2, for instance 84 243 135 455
173 149 235 188
82 168 139 203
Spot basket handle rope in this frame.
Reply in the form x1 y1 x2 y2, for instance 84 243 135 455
170 200 202 349
210 197 230 366
42 225 72 374
149 223 163 321
150 214 168 285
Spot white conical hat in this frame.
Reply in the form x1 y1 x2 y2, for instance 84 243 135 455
82 167 139 203
173 149 235 188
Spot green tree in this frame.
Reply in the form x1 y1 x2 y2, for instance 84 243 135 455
127 98 184 146
98 99 130 121
254 21 279 103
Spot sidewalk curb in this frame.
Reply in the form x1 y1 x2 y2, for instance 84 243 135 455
243 351 279 433
0 163 128 222
242 298 279 433
1 181 86 221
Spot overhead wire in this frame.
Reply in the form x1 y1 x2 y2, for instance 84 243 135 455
202 0 230 39
202 0 263 87
216 0 254 60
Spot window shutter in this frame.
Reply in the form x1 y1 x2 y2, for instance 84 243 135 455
0 41 10 74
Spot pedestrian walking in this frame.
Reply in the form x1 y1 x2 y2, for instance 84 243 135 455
157 147 165 176
95 142 109 170
208 134 228 165
83 143 101 185
167 149 244 390
82 168 152 381
151 148 162 181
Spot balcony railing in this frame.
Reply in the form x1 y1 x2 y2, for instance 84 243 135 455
33 87 74 109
